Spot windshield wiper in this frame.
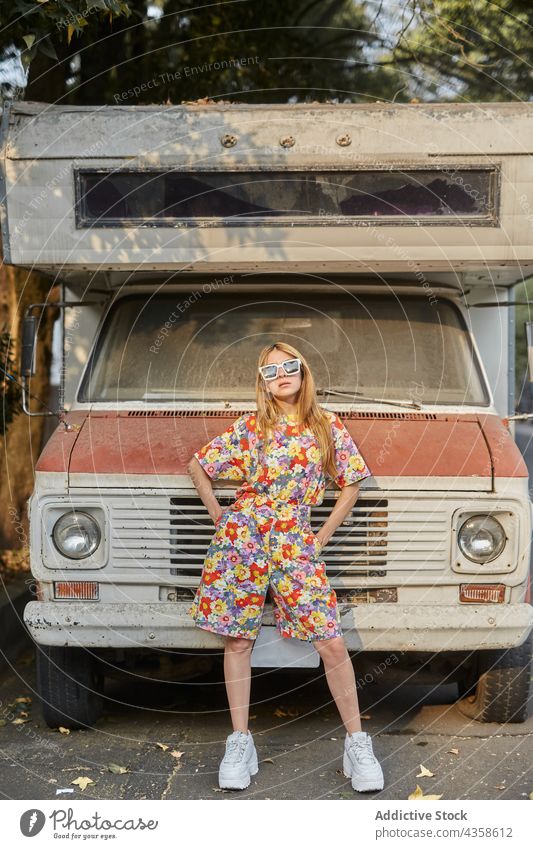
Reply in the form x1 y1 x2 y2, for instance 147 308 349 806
316 387 423 410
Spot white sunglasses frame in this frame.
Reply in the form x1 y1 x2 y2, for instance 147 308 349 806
258 358 302 382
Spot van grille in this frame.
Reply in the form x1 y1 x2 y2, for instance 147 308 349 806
109 492 448 583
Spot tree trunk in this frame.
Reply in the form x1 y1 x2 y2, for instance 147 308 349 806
0 247 58 554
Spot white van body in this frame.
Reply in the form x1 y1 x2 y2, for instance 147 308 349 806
1 100 532 726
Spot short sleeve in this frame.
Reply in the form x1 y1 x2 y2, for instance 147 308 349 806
193 415 250 481
329 413 372 488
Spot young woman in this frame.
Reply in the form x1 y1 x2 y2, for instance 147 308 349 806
187 342 384 794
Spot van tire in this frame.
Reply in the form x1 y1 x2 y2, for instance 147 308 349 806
456 634 532 723
36 645 104 729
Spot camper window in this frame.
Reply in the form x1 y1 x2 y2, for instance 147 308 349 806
75 168 497 228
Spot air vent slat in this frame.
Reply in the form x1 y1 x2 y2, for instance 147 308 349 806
124 409 439 420
107 491 448 579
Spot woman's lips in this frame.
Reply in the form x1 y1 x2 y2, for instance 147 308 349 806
279 381 291 387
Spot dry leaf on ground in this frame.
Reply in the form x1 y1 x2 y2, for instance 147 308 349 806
71 777 95 791
107 763 129 774
408 785 443 801
416 765 435 778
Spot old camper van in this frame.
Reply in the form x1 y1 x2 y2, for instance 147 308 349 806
1 101 532 728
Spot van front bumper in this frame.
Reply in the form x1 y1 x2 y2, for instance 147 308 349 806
23 601 533 652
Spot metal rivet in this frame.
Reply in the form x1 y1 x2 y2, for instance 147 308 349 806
336 133 352 147
148 632 156 640
280 136 295 148
220 134 237 148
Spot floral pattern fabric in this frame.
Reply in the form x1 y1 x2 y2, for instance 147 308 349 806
188 409 372 641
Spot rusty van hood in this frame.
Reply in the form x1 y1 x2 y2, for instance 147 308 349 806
32 410 528 491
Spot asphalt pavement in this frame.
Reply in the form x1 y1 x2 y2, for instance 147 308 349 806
0 645 532 801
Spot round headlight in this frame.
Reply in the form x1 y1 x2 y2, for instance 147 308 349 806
52 511 101 560
458 514 506 563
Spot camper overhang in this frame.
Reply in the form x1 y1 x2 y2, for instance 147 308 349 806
2 101 533 283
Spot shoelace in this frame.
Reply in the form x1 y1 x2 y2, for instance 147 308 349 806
346 736 377 766
224 733 249 763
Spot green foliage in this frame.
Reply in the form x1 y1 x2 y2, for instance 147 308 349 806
514 278 533 409
395 0 533 100
0 330 21 434
10 0 405 105
0 0 133 62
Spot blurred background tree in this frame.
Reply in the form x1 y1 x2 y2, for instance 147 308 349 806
394 1 533 102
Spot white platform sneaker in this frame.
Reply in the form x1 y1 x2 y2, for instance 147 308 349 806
218 730 259 790
343 731 384 792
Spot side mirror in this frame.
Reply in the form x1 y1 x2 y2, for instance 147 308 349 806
21 315 36 377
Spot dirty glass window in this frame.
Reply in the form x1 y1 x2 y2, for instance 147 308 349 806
78 293 489 405
76 168 496 226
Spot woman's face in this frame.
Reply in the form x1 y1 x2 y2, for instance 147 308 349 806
262 349 303 405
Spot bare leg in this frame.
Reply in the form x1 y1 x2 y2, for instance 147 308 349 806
314 636 362 734
223 636 255 733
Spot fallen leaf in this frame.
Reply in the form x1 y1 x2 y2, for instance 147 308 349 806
71 776 94 791
156 743 169 751
416 765 435 778
273 708 287 717
262 758 274 764
249 715 257 720
107 763 129 774
447 748 459 755
61 767 94 772
408 784 443 801
529 791 533 800
15 697 31 704
494 784 506 790
287 708 299 717
360 714 372 720
170 751 184 760
12 718 30 725
58 727 70 735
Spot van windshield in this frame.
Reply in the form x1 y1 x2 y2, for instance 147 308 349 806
78 292 489 405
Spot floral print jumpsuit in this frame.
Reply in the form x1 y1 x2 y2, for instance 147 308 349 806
188 408 372 641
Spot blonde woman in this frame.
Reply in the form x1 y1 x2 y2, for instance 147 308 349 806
188 342 384 793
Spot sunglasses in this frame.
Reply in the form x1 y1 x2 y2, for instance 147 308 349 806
258 358 302 382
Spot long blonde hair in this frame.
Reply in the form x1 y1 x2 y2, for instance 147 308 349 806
255 342 338 480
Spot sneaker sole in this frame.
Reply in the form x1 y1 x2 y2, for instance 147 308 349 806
219 750 259 790
343 751 384 792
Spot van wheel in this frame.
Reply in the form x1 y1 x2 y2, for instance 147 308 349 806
456 634 532 723
36 645 105 729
